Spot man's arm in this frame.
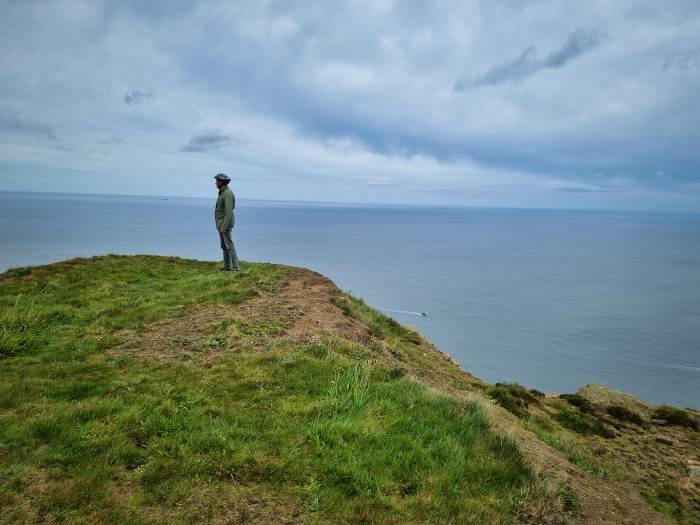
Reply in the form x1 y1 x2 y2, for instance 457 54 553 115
220 191 234 230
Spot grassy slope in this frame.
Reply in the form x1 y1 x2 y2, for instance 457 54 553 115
485 383 699 524
0 256 533 524
343 274 698 524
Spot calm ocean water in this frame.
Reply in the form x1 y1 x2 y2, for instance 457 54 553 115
1 191 699 408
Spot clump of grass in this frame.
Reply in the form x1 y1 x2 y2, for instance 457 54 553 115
553 409 616 439
556 484 577 513
386 367 406 381
651 406 699 431
690 431 700 447
655 482 682 505
605 405 645 426
325 361 371 413
299 337 332 359
2 266 33 279
559 393 596 413
523 416 606 478
206 318 236 348
560 394 646 429
488 382 543 418
514 481 567 525
336 294 421 344
642 482 697 524
0 288 49 357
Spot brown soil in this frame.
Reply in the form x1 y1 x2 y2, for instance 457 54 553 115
240 266 372 344
110 265 686 525
111 267 371 362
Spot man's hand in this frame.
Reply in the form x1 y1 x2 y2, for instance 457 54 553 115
219 228 226 233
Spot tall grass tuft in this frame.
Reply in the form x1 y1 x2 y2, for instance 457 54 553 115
0 286 49 356
327 361 371 413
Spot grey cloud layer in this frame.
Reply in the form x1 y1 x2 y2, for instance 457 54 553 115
123 90 154 105
0 107 56 140
662 50 699 70
455 28 608 89
180 129 239 152
1 0 699 210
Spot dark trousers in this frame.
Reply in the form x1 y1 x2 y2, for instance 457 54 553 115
219 229 239 270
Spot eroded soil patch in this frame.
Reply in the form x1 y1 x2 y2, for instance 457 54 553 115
111 267 371 362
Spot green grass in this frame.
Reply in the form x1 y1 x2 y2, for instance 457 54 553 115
0 256 534 524
605 405 645 426
522 416 606 479
335 294 422 348
335 293 478 392
559 393 596 413
0 255 285 359
553 409 616 439
642 483 700 525
555 484 577 513
486 383 543 419
559 394 646 429
651 406 699 431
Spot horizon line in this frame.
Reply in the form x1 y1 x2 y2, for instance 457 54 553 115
1 188 698 216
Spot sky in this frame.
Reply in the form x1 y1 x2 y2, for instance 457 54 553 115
1 0 699 211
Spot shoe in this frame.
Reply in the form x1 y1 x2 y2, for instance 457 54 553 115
220 268 231 271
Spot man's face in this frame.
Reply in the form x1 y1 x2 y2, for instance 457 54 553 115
215 179 224 190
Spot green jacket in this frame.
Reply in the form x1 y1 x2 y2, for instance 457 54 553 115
215 186 235 230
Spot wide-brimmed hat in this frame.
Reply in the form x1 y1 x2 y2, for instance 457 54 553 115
214 173 231 183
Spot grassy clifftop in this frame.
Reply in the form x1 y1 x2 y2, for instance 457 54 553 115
0 256 697 524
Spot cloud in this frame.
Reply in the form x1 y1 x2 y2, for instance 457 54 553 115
1 1 699 211
543 28 608 68
179 129 241 152
123 89 154 105
364 178 395 186
0 107 56 140
662 50 699 71
456 28 608 89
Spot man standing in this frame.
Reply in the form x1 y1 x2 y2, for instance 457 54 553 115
214 173 239 272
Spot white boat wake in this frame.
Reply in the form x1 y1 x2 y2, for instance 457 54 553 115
381 308 428 317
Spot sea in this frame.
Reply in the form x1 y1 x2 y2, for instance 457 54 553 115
1 191 698 409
